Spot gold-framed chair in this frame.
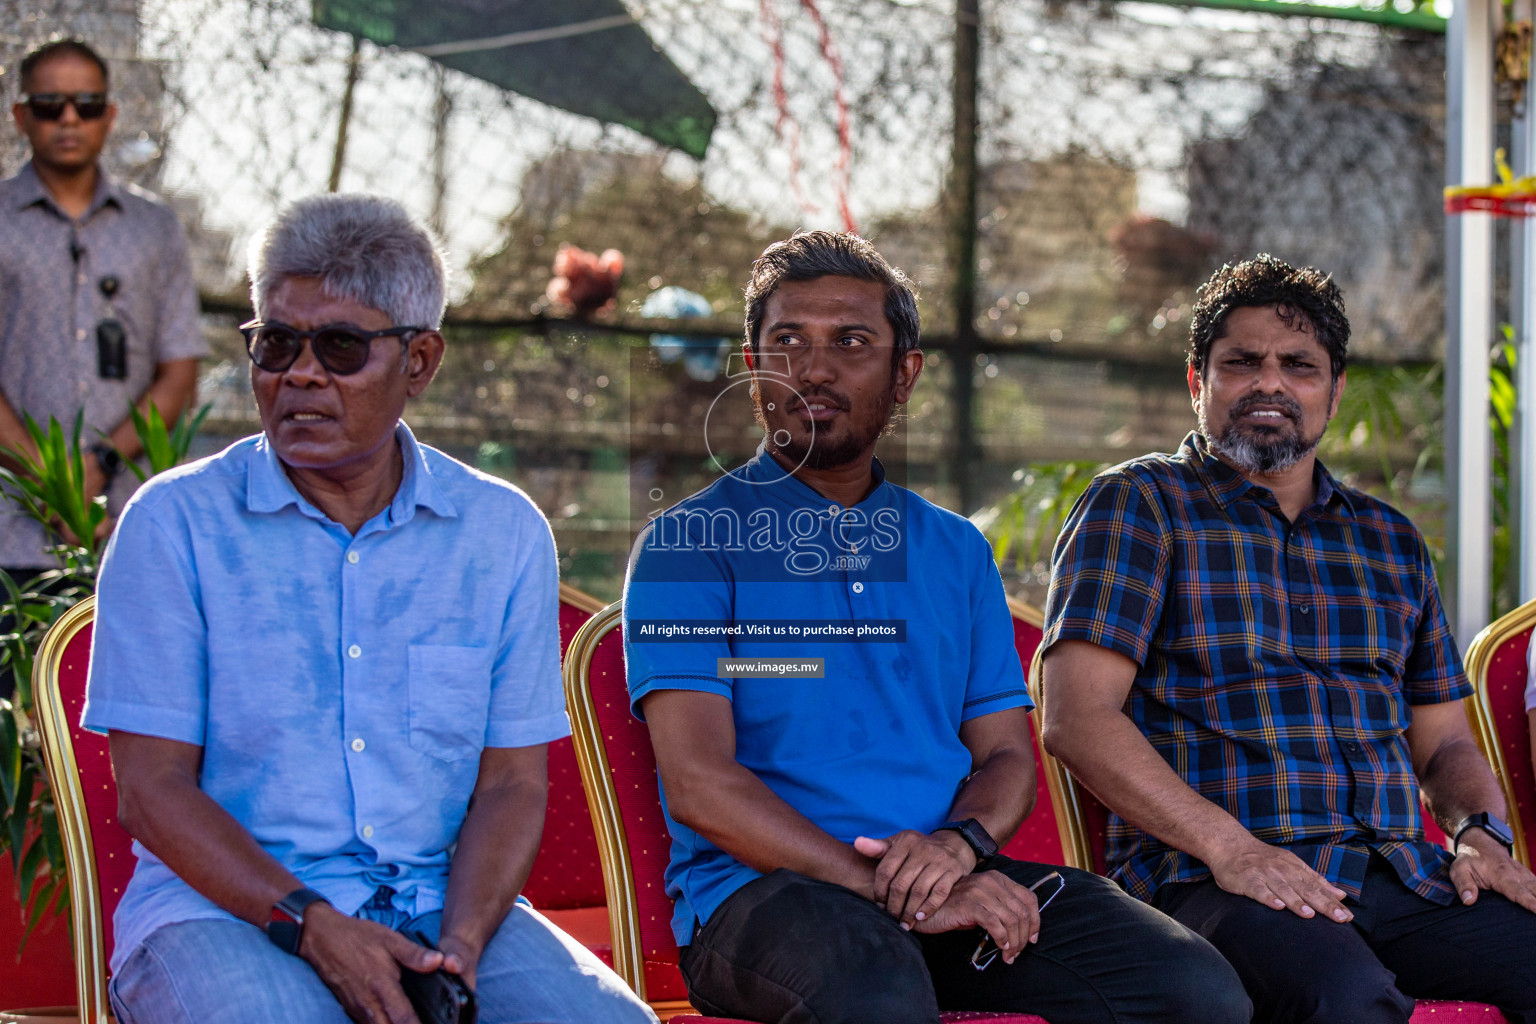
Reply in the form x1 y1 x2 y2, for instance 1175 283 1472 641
1462 596 1536 867
31 596 118 1024
562 600 1050 1023
27 583 616 1024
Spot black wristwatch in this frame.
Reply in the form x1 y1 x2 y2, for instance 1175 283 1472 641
267 887 330 955
1452 812 1515 855
934 818 999 862
88 442 123 482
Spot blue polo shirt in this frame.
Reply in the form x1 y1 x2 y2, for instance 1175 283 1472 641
82 423 568 970
624 450 1031 945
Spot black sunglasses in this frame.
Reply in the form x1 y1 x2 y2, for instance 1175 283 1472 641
22 92 108 121
240 320 424 376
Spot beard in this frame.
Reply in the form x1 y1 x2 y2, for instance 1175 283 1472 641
1200 391 1327 475
754 380 898 471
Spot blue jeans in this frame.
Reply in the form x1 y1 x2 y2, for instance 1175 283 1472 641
109 889 658 1024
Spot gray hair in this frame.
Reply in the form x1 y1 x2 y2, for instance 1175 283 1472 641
249 194 448 328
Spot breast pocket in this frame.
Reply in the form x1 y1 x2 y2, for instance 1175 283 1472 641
407 644 493 761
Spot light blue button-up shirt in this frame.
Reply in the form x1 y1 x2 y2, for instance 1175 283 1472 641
83 423 569 970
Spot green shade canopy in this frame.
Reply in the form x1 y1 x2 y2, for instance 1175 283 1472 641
313 0 717 159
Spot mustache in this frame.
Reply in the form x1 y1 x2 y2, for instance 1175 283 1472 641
1230 392 1302 422
789 387 850 412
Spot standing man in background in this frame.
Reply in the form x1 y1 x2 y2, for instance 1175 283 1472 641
0 38 205 590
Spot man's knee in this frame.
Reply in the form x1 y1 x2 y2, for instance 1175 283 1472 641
111 919 346 1024
684 871 940 1024
1144 933 1251 1024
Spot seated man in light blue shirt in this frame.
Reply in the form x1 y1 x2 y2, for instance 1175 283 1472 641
82 194 656 1024
623 230 1248 1024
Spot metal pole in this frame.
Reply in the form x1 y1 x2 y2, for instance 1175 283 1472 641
1519 8 1536 606
329 36 364 193
430 64 452 239
1446 0 1496 641
947 0 980 512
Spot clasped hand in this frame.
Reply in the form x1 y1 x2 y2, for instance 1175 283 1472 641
855 830 1039 965
299 904 478 1024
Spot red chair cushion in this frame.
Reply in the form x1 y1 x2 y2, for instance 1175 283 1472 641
522 600 608 911
1411 1002 1509 1022
1482 623 1535 849
999 614 1067 866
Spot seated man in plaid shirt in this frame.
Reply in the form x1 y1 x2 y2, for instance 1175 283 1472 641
1040 254 1536 1024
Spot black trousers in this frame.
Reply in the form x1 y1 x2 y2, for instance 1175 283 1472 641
1156 853 1536 1024
678 857 1250 1024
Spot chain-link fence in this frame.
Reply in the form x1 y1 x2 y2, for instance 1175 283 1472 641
4 0 1467 604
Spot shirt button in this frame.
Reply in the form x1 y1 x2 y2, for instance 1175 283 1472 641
347 551 360 564
828 504 840 515
1344 741 1362 754
76 328 87 340
852 581 864 594
351 737 365 752
361 825 374 839
348 644 362 659
1298 605 1312 614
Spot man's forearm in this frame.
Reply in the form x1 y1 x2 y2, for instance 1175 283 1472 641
1419 736 1509 836
669 758 878 898
0 390 39 472
114 754 302 926
944 746 1034 851
439 772 547 958
1045 707 1259 866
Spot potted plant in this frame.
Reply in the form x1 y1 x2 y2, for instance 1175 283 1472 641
0 405 208 954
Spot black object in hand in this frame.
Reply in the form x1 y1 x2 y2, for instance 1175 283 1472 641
400 932 476 1024
96 319 127 379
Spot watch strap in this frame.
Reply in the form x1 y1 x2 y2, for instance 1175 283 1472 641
268 887 329 955
1453 812 1514 854
935 818 999 861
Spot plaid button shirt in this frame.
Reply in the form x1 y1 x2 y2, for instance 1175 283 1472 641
1043 432 1469 906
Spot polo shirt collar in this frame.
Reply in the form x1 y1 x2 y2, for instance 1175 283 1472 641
10 160 121 216
246 421 457 523
1182 431 1354 516
738 442 892 512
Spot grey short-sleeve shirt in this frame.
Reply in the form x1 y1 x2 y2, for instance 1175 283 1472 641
0 161 208 567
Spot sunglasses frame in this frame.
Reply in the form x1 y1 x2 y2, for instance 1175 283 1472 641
22 92 109 121
969 871 1065 971
239 319 425 377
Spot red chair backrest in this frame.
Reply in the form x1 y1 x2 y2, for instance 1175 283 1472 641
522 593 609 910
57 617 136 968
578 616 692 1001
1002 607 1070 865
1465 600 1536 865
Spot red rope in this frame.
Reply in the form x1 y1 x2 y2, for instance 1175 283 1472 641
758 0 859 234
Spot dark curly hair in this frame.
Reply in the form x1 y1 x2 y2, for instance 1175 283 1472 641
743 230 920 364
1187 254 1349 380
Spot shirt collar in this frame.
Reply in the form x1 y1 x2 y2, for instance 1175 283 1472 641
1182 431 1354 516
738 441 892 512
245 422 457 523
10 160 121 216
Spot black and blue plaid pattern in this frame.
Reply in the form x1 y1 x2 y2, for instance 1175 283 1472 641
1044 432 1469 905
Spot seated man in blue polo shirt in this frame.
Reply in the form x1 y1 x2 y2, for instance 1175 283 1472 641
622 230 1249 1024
82 195 655 1024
